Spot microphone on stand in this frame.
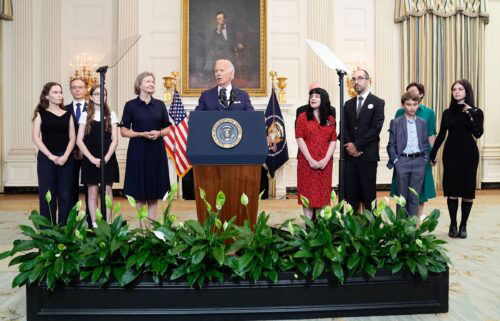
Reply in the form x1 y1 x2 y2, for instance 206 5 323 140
229 89 236 106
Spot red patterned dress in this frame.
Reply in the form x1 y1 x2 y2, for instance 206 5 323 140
296 112 337 207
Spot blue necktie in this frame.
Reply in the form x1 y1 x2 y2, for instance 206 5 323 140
75 103 81 122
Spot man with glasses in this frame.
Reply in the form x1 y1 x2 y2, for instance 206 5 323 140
341 69 385 211
66 78 91 226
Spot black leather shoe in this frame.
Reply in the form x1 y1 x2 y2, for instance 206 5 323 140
448 225 458 238
458 225 467 239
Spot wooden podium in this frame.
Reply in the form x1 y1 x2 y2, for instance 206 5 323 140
187 111 268 226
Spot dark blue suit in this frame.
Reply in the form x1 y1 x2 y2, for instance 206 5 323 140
195 86 254 111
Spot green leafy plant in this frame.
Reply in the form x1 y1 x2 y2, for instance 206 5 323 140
168 189 237 287
0 186 451 291
0 198 88 290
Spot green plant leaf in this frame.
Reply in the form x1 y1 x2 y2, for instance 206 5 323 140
119 269 139 286
312 260 325 280
170 265 187 280
390 245 398 260
266 270 278 283
12 271 30 288
417 263 428 280
113 202 122 215
191 250 206 265
95 208 103 222
364 263 376 278
54 257 64 277
300 195 310 208
10 240 36 256
330 189 337 204
80 270 92 281
185 220 205 237
28 212 51 228
391 262 404 274
406 257 417 273
216 191 226 210
199 187 207 201
45 190 52 203
294 250 313 258
240 193 249 206
91 266 104 284
105 194 113 209
332 263 344 283
137 206 148 221
212 246 225 266
238 252 255 270
126 195 137 208
0 250 10 261
347 255 360 271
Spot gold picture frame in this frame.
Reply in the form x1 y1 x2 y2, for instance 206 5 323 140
181 0 267 97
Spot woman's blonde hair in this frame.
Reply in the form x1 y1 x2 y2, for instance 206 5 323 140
134 71 155 95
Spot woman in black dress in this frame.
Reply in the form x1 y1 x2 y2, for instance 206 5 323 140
76 85 119 227
120 72 172 222
32 82 76 225
430 79 484 239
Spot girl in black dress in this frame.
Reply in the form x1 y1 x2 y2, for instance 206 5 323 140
32 82 76 225
430 79 484 239
76 85 119 227
120 72 172 223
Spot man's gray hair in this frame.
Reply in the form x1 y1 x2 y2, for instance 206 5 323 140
215 59 235 77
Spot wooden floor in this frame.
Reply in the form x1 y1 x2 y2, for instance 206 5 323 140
0 191 499 320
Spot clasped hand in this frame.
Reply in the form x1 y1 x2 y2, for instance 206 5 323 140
142 130 161 140
308 157 329 170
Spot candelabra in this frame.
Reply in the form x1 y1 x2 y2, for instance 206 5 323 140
269 71 287 103
162 71 179 103
69 52 98 95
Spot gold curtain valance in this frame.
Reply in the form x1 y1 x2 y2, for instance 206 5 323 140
394 0 489 24
0 0 13 21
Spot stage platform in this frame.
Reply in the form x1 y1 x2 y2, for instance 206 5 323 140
0 190 499 320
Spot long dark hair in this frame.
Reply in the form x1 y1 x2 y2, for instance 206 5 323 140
32 82 64 120
85 85 111 135
306 87 332 126
449 79 475 111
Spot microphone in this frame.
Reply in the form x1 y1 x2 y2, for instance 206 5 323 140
229 89 236 106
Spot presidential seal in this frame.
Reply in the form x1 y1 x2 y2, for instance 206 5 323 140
211 118 243 149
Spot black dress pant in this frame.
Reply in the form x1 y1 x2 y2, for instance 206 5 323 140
73 157 92 225
345 158 377 211
37 152 74 225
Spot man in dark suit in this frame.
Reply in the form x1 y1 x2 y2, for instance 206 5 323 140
295 82 336 126
387 92 428 216
66 78 91 226
342 69 385 211
195 59 254 111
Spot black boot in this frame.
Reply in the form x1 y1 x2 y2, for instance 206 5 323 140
447 198 459 238
458 201 473 239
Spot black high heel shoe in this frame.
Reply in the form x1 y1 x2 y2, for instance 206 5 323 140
458 225 467 239
448 225 458 238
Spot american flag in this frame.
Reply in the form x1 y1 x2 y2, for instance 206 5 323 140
164 90 191 177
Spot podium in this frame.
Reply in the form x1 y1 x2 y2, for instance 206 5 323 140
186 111 268 225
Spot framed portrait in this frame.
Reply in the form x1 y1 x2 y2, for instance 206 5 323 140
181 0 267 96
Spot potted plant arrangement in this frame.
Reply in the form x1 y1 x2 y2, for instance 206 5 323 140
0 187 450 321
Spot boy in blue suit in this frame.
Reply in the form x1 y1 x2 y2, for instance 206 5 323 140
387 92 428 216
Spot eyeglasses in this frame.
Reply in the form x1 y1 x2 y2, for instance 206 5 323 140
71 86 86 90
92 93 107 97
350 76 369 82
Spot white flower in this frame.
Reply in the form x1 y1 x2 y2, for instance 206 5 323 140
153 230 166 242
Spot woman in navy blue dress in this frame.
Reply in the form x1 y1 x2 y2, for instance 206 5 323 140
120 72 172 221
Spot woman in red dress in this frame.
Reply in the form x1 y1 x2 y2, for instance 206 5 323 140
296 87 337 219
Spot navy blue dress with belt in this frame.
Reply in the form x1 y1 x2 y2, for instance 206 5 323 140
121 96 171 201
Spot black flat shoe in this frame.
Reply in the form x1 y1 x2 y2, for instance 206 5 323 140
448 225 458 238
458 225 467 239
